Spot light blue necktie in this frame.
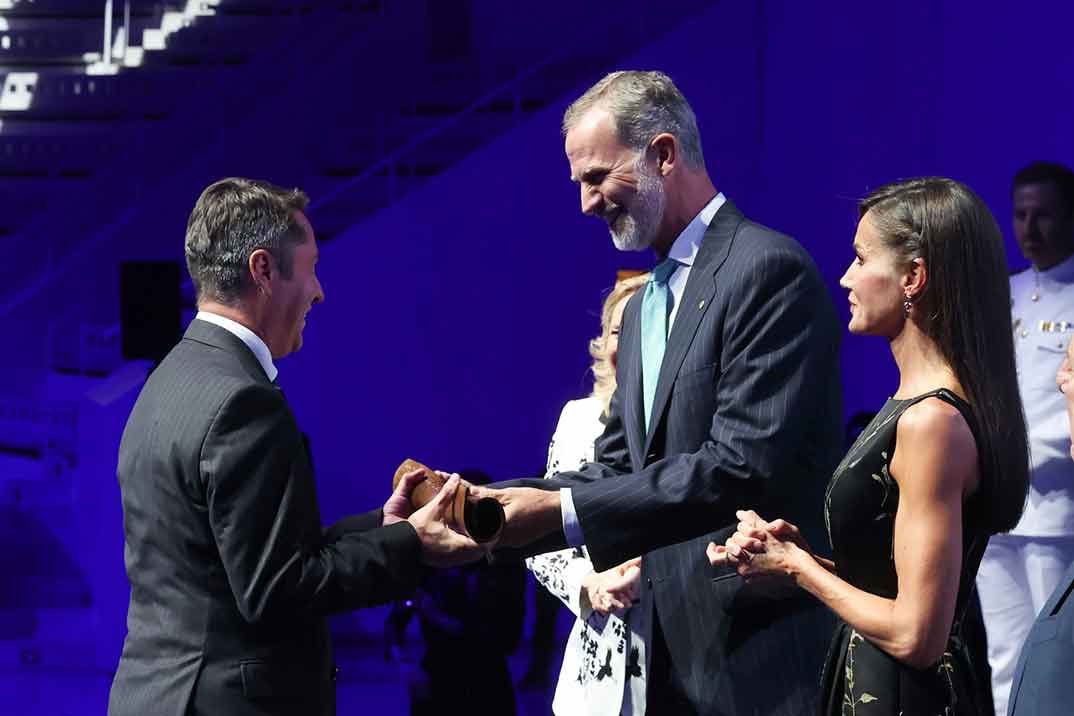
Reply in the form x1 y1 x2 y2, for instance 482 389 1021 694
641 258 678 428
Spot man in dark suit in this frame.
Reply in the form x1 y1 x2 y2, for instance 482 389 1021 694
108 178 483 716
476 72 842 715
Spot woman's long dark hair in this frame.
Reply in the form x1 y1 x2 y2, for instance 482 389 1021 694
861 177 1029 533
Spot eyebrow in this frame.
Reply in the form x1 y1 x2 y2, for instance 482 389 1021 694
575 166 607 184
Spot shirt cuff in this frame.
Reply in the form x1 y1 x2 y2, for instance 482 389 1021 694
561 487 586 547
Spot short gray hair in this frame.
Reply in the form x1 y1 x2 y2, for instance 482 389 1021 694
562 71 705 169
185 177 309 304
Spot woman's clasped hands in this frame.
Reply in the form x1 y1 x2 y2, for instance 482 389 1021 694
706 510 813 583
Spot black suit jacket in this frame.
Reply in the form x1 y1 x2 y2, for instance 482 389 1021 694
510 200 843 714
108 319 424 716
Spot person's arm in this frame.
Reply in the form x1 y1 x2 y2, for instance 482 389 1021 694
483 243 840 570
203 384 432 622
723 398 977 668
323 510 384 541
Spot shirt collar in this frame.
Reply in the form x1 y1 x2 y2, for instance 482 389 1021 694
666 192 726 267
195 310 278 382
1037 251 1074 286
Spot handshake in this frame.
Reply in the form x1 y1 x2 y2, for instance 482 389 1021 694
380 459 567 568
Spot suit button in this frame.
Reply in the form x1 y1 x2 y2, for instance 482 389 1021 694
647 578 653 587
646 452 657 461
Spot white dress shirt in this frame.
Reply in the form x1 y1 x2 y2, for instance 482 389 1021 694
195 310 278 383
561 192 727 547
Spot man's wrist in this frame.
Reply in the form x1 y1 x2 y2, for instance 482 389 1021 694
540 489 565 539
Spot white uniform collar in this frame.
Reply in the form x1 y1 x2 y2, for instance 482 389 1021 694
1036 252 1074 287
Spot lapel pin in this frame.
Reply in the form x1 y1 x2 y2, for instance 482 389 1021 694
698 299 705 310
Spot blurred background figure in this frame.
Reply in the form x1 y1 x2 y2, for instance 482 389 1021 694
516 571 561 695
977 160 1074 716
526 273 650 716
385 469 526 716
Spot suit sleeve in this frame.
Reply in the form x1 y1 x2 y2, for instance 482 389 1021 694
202 384 423 623
569 243 840 570
322 510 384 541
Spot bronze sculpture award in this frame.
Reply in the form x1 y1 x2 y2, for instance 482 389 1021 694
392 459 504 543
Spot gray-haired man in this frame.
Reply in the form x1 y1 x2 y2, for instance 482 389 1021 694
477 72 842 715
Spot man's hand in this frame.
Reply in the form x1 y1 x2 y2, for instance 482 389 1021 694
1058 339 1074 458
383 468 425 526
408 475 488 567
582 556 642 615
468 485 561 548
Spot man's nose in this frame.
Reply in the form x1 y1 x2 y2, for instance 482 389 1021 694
581 186 603 216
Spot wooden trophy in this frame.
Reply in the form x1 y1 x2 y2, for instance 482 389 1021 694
392 458 504 543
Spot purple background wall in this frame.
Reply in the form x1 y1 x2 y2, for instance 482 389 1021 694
2 1 1072 712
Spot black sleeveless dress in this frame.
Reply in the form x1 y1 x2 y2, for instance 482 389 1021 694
819 389 988 715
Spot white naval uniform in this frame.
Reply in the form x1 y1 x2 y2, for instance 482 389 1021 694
977 253 1074 716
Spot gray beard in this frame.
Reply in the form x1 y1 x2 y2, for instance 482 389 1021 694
609 164 666 252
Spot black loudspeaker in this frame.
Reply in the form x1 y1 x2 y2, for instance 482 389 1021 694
120 261 181 363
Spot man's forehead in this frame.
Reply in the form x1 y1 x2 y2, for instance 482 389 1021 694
1014 182 1063 206
565 109 623 177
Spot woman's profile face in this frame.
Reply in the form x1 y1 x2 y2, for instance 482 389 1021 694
606 292 632 369
839 211 908 338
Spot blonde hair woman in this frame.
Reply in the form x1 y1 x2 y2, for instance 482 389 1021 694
527 273 649 716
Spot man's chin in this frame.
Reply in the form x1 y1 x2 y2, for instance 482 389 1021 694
610 230 651 252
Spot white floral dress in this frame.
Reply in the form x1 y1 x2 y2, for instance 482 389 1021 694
526 397 649 716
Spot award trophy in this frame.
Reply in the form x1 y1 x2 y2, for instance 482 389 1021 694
392 458 504 543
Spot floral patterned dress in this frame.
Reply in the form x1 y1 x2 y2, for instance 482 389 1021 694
820 389 989 715
525 397 649 716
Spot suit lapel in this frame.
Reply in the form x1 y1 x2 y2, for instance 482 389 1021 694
619 290 648 471
643 201 744 453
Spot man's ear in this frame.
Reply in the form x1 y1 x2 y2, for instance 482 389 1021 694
649 133 678 177
902 257 927 299
248 248 275 295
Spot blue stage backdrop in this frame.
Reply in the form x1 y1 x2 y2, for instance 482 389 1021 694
0 1 1071 712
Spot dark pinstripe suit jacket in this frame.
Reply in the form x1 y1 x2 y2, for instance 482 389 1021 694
515 200 843 715
108 319 424 716
1007 561 1074 716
